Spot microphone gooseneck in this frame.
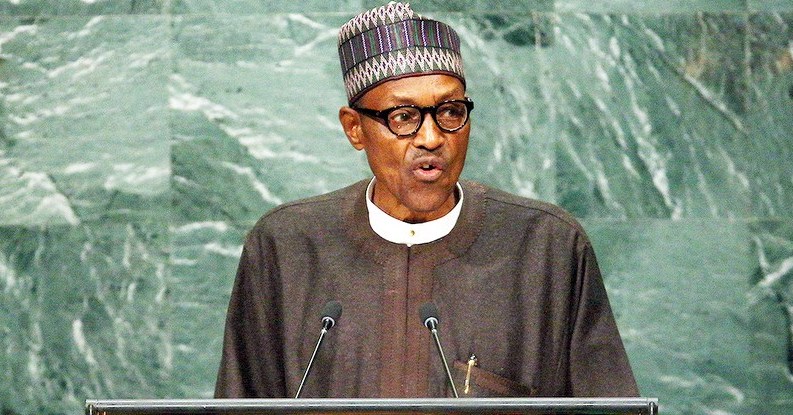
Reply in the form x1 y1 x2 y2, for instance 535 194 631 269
419 302 459 398
295 300 343 398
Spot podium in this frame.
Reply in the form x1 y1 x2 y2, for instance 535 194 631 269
85 398 659 415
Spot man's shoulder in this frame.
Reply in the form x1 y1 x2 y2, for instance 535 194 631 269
253 180 367 231
463 180 587 235
269 180 365 214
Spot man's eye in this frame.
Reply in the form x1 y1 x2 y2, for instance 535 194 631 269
439 105 465 119
390 109 416 124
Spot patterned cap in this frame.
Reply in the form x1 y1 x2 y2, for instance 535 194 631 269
338 1 465 104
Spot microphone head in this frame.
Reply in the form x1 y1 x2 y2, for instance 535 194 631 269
419 302 439 330
321 300 342 329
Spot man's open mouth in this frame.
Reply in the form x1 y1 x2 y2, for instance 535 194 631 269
411 157 446 182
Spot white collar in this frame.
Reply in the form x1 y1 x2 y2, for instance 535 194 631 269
365 178 464 247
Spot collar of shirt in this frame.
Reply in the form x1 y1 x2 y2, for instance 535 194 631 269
365 178 464 247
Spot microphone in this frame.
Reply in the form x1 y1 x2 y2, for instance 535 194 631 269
419 302 459 398
295 300 342 398
321 300 341 331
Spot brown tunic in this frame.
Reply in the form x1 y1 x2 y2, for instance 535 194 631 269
214 179 639 398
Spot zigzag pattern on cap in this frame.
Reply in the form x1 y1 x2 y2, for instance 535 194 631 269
338 1 417 45
344 46 464 103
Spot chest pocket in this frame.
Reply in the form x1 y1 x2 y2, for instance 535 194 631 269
451 360 537 397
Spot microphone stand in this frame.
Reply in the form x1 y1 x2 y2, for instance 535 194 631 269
294 324 330 398
428 324 459 398
294 300 340 399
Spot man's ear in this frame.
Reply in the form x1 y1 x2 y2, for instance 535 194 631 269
339 106 365 151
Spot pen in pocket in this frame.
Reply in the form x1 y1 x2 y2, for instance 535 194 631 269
463 354 478 394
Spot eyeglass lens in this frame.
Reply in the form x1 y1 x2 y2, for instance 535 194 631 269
388 101 469 135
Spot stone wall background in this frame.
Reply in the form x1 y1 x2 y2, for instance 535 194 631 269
1 1 791 414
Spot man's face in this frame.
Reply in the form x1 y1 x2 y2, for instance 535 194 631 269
340 74 470 223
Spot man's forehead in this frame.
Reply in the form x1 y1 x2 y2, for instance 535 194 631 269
358 74 465 106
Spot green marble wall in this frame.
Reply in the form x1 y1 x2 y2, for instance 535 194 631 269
1 1 791 414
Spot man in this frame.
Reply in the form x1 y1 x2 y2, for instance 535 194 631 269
215 2 638 399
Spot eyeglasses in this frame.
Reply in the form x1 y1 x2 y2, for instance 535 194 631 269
353 98 474 137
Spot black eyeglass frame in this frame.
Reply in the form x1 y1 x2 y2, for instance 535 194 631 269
352 98 474 137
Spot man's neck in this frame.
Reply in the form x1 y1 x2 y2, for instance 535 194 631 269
365 178 464 246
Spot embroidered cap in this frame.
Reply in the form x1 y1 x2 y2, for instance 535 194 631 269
338 1 465 104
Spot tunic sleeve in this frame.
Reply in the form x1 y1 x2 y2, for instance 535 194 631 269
567 242 640 397
214 228 287 398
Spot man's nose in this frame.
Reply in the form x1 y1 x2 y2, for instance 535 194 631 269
412 112 444 150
